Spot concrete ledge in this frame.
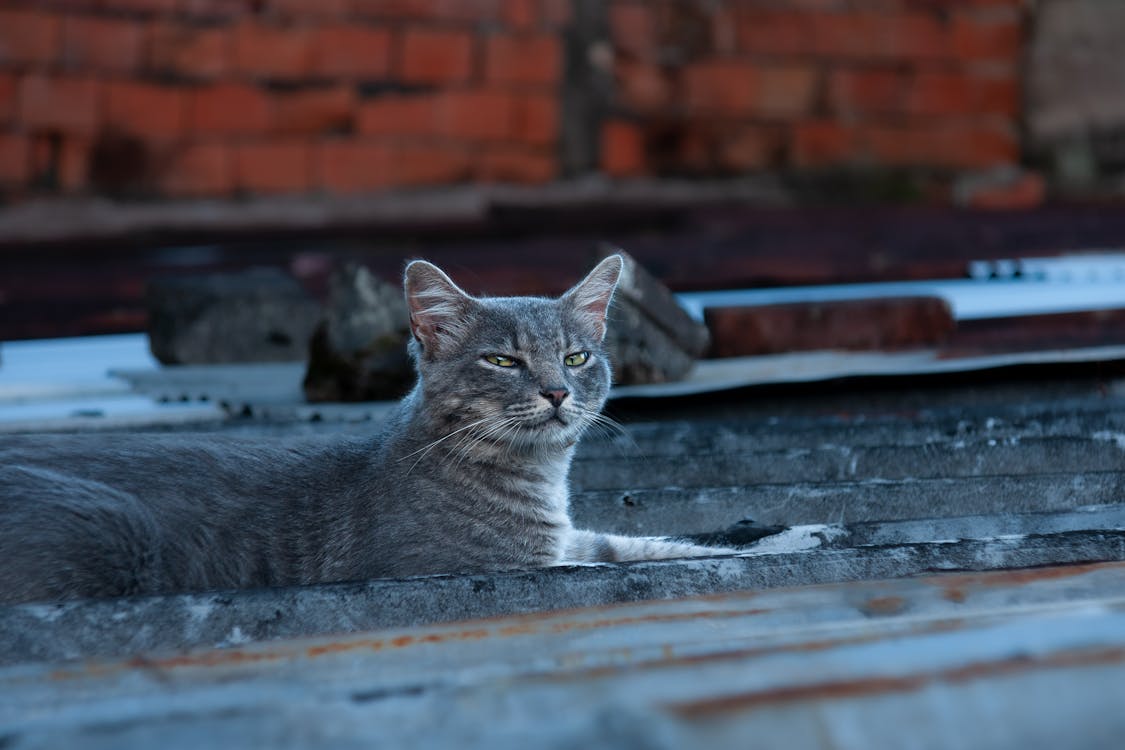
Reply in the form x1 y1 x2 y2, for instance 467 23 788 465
4 525 1122 666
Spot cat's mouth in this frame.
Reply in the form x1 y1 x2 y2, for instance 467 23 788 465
527 410 572 431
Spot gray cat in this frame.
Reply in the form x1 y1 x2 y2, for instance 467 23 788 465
0 256 733 605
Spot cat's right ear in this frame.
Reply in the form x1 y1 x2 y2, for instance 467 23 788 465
404 260 477 356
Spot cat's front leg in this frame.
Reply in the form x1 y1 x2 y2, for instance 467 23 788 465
562 528 737 563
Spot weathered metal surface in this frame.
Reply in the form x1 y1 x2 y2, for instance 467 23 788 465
572 472 1125 532
3 517 1122 667
114 342 1125 405
573 435 1125 489
6 335 1125 746
3 563 1124 749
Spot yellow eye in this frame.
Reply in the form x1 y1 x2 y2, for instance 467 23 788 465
564 351 590 367
485 354 518 368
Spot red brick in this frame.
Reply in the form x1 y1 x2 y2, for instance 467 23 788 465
601 120 645 177
190 82 272 135
178 0 243 18
756 65 818 118
61 16 145 73
828 69 904 116
503 0 537 30
58 136 91 192
514 92 558 145
160 142 232 196
864 123 1018 169
971 75 1020 117
718 126 782 172
148 23 231 79
105 81 185 137
710 7 737 55
29 132 93 192
905 71 977 116
810 12 952 61
265 0 350 20
392 142 472 186
792 121 858 168
734 10 817 57
958 126 1020 168
356 94 434 136
0 10 61 65
675 128 713 174
19 75 101 135
0 73 15 126
485 34 561 86
610 3 658 60
110 0 178 13
683 62 816 118
0 132 29 184
234 21 312 79
399 28 475 84
433 89 516 141
273 85 354 135
235 139 311 193
951 14 1021 61
682 61 759 115
884 13 952 60
477 146 555 183
352 0 504 23
316 139 394 193
614 59 672 112
310 26 393 79
541 0 571 26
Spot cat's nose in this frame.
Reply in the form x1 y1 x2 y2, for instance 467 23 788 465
540 388 569 408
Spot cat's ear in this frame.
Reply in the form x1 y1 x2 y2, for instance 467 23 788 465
404 260 477 356
562 254 623 342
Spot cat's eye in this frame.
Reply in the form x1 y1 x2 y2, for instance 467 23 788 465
564 351 590 367
485 354 519 368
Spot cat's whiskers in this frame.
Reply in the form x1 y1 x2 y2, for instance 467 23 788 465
575 406 638 455
400 416 497 475
448 416 521 469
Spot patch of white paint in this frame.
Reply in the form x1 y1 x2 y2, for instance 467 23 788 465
22 603 77 623
737 524 847 557
219 626 252 647
1093 431 1125 450
186 601 215 623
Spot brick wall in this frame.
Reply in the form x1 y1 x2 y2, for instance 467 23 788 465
0 0 567 198
603 0 1025 179
0 0 1026 202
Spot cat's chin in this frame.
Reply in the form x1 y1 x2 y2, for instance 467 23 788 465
516 416 582 448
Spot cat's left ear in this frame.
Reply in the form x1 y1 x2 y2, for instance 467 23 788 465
404 260 477 356
562 254 623 342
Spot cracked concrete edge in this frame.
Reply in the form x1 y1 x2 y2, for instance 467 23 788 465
2 528 1122 666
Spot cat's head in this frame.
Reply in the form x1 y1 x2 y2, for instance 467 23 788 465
403 256 623 451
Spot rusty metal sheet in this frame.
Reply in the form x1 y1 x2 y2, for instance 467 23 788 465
2 563 1124 748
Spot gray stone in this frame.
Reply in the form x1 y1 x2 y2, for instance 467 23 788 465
602 249 710 384
303 265 414 402
146 268 320 365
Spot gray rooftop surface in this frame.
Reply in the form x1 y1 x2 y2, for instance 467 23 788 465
3 346 1125 746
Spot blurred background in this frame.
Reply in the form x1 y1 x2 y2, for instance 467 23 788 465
0 0 1123 365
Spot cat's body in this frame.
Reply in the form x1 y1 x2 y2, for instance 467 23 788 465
0 256 731 605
